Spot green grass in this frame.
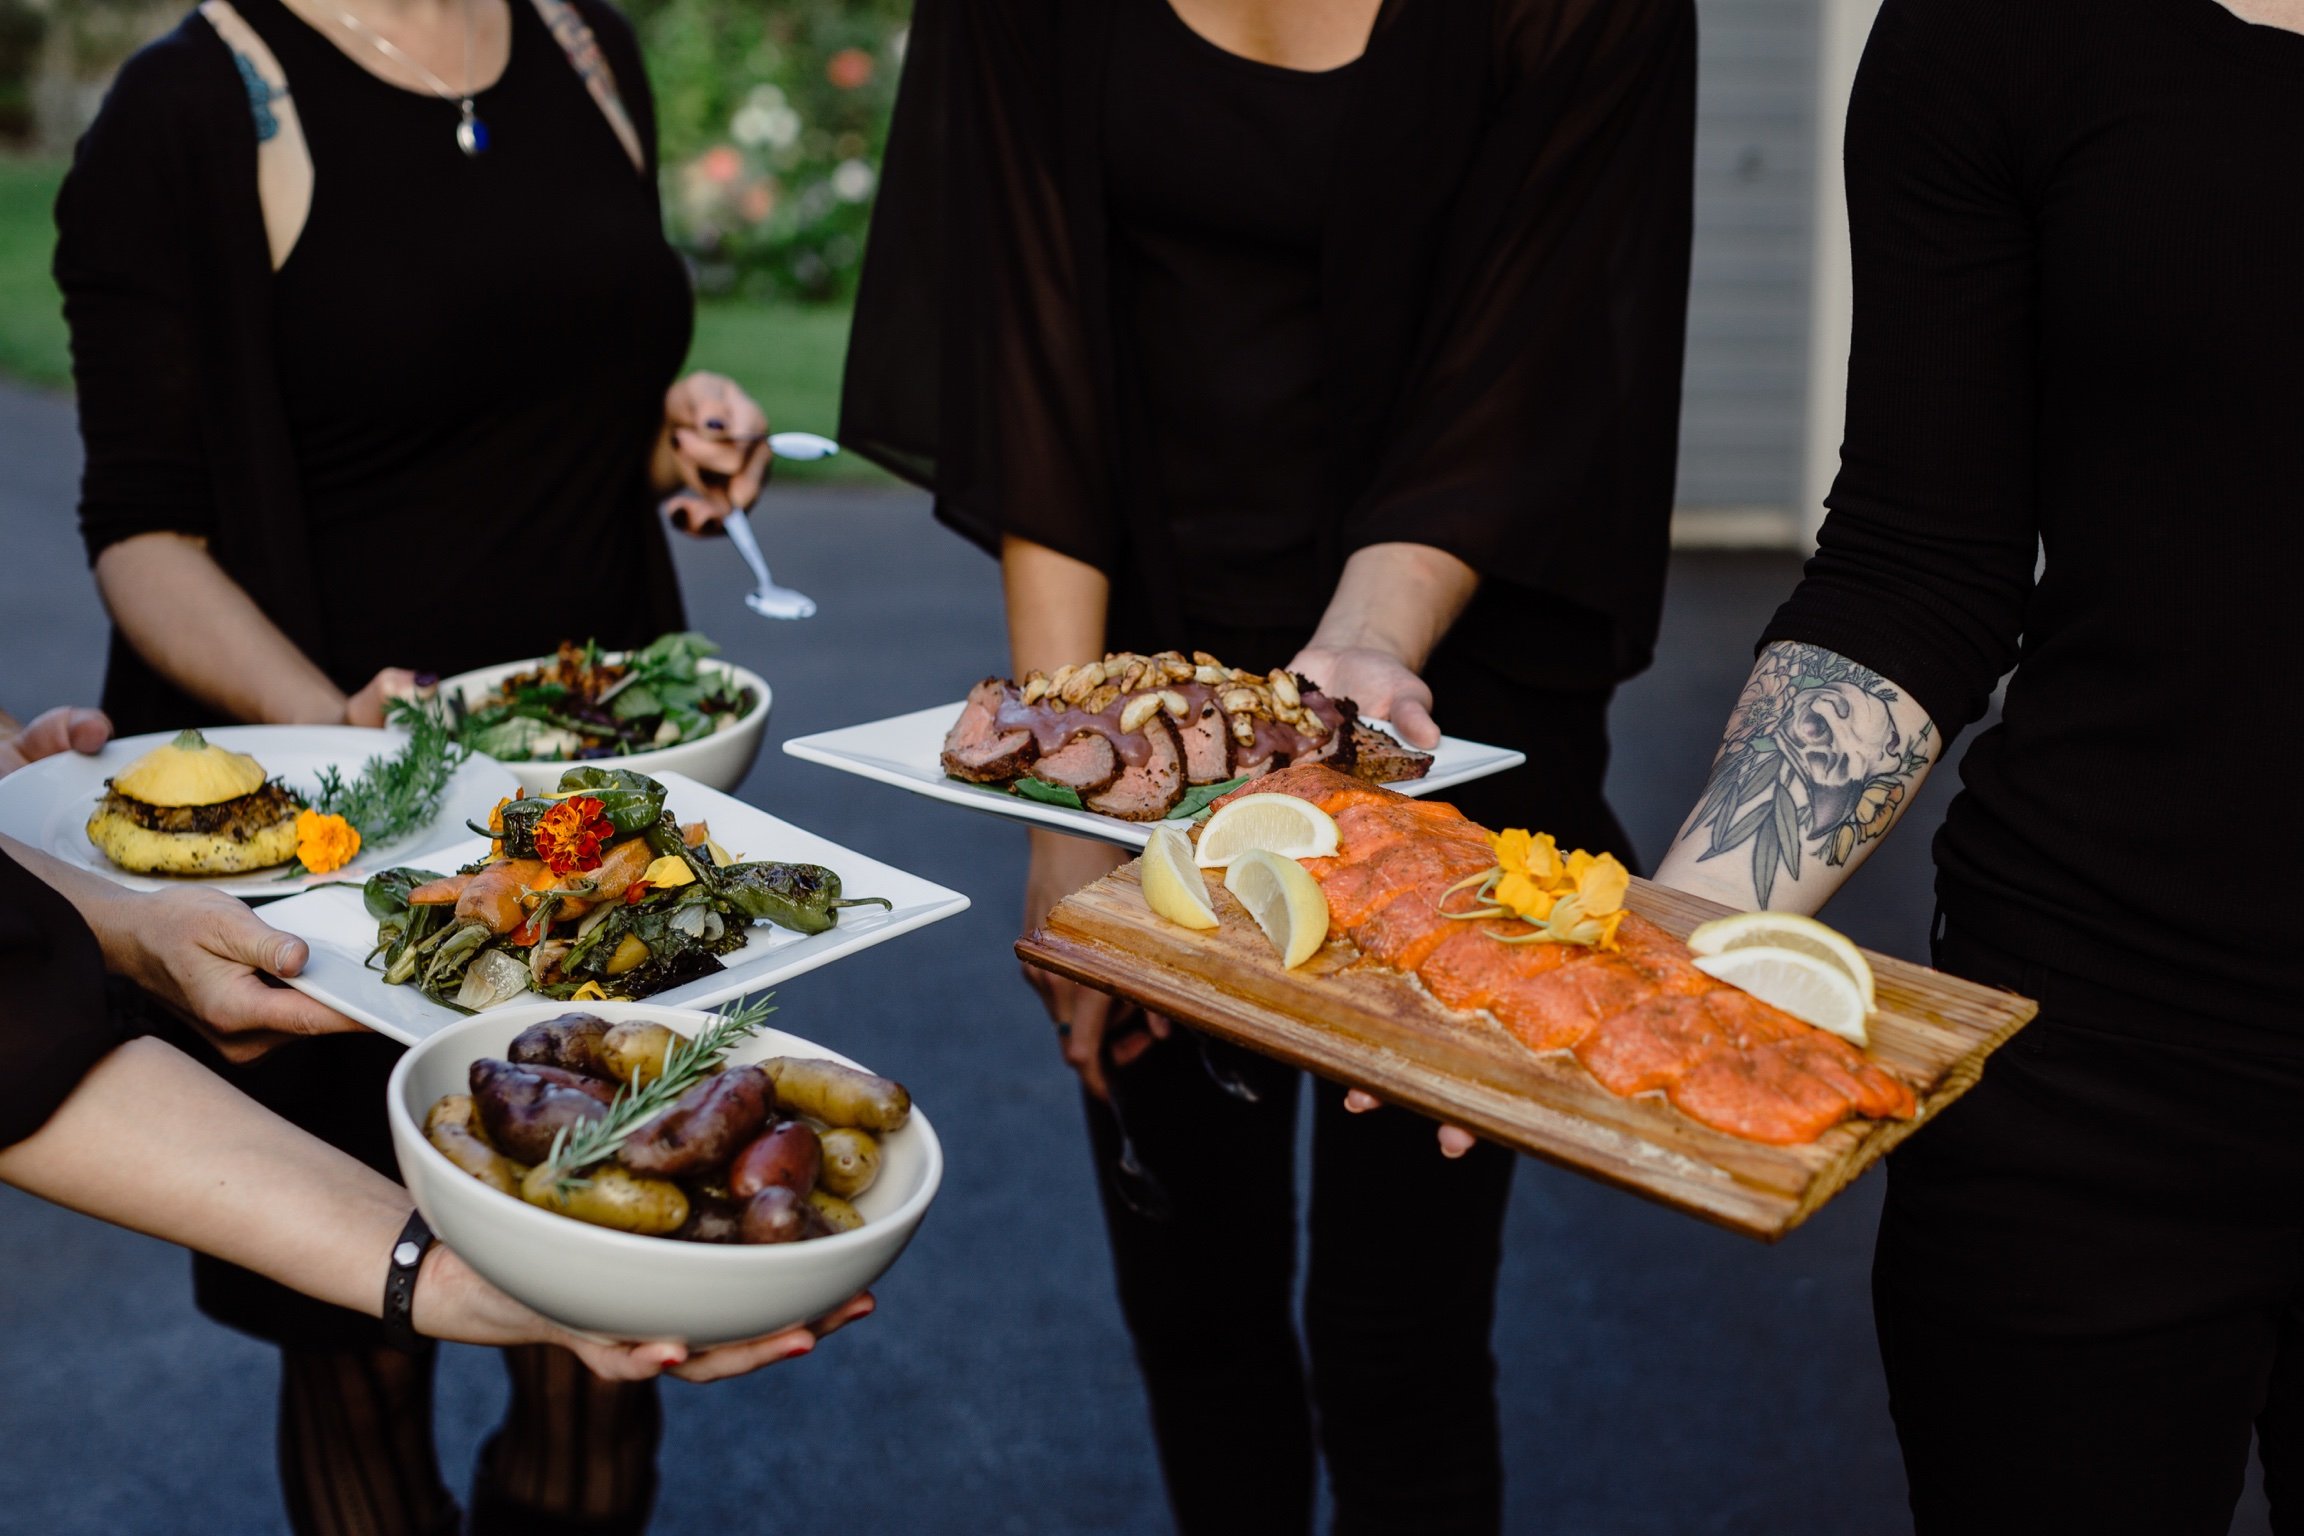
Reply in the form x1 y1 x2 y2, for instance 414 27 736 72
0 154 883 482
0 158 68 387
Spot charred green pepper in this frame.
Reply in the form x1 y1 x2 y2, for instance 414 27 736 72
363 866 444 922
553 766 667 836
718 862 893 936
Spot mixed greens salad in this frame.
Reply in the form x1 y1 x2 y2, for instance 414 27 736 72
448 633 755 761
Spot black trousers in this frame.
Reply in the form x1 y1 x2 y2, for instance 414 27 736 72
1076 637 1628 1536
1875 919 2303 1535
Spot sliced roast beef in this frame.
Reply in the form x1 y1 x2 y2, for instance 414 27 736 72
1293 688 1359 773
1086 714 1186 820
1350 721 1434 783
1032 731 1123 794
941 678 1037 784
1170 684 1236 785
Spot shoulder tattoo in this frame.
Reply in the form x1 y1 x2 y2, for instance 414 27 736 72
233 51 288 143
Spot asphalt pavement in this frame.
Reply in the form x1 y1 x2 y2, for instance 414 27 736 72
0 378 2272 1534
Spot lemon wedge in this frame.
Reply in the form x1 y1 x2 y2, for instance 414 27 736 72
1686 910 1876 1011
1139 825 1219 930
1195 793 1340 869
1223 849 1330 969
1692 947 1871 1047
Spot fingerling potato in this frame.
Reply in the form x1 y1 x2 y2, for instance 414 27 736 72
816 1127 881 1199
762 1057 911 1133
423 1094 525 1196
520 1162 689 1236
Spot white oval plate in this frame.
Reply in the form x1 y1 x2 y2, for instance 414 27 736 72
0 725 519 900
783 702 1527 850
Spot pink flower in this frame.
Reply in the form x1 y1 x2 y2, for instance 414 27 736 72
698 145 743 184
826 48 874 90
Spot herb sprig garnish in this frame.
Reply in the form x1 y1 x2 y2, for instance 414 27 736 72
308 699 472 850
540 993 777 1194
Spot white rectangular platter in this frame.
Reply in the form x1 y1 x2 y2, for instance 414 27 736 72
784 701 1527 850
262 771 970 1046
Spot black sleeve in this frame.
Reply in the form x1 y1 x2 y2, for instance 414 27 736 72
1759 0 2040 734
54 38 222 564
0 853 121 1149
841 0 1118 571
1342 0 1695 591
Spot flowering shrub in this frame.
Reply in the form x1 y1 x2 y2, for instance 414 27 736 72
628 0 908 302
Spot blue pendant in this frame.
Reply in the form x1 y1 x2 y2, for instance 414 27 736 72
457 102 488 157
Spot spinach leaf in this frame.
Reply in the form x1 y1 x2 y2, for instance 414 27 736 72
1167 775 1253 822
1012 777 1085 809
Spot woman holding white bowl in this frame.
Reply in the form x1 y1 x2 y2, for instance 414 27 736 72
55 0 781 1525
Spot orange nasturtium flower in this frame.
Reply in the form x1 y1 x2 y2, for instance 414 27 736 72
486 795 512 858
294 809 361 874
532 795 611 878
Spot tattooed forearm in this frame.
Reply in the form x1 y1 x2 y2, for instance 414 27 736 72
1670 642 1935 908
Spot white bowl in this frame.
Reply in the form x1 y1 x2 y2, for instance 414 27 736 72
436 655 772 793
388 1000 941 1345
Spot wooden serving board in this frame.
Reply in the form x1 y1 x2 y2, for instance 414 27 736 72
1019 867 2036 1241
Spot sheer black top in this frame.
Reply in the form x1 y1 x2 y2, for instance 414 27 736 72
844 0 1696 684
1762 0 2303 1025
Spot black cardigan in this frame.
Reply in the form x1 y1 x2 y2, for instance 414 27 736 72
55 1 681 737
841 0 1696 687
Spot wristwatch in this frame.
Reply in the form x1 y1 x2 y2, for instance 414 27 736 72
380 1209 437 1352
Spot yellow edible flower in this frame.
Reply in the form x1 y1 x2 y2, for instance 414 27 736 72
568 981 608 1002
1570 850 1629 917
642 854 696 890
294 809 361 875
1475 829 1630 949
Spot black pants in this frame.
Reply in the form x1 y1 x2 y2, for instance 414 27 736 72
1077 641 1627 1536
1875 920 2304 1535
1087 1048 1514 1536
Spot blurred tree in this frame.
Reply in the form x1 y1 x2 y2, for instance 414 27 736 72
626 0 907 303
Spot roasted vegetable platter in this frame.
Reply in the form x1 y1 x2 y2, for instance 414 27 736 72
262 770 971 1045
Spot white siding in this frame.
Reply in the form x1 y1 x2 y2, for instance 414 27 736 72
1677 0 1817 511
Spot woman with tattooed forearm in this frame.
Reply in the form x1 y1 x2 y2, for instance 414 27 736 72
1652 0 2302 1530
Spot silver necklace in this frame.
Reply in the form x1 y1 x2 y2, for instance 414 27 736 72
333 0 489 156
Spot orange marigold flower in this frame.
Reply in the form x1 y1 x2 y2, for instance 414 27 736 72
295 809 361 874
533 796 610 877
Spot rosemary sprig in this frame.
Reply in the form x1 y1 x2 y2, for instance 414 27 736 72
308 699 472 851
539 992 778 1193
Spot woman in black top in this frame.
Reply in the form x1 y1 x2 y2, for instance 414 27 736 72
57 2 770 1530
844 1 1695 1529
1654 0 2303 1528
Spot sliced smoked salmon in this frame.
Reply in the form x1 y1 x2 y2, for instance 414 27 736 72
1226 764 1918 1146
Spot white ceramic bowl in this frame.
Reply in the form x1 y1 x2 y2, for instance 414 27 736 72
436 655 772 793
388 1000 941 1345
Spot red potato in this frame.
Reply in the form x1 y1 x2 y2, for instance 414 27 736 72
737 1185 812 1245
729 1121 822 1200
618 1065 773 1177
469 1058 616 1164
509 1013 613 1076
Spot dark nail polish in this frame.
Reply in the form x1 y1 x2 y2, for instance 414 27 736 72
704 417 726 432
415 672 438 688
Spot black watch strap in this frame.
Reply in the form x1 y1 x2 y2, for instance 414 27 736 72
380 1209 437 1352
